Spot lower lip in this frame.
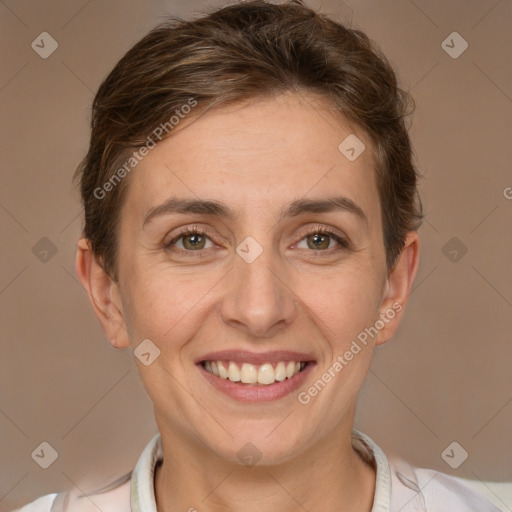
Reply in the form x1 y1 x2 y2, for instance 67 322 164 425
197 362 316 403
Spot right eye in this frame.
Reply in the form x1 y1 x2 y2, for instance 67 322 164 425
164 227 216 255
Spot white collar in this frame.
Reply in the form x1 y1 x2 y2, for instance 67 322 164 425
130 429 392 511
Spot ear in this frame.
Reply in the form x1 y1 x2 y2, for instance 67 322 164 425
374 231 420 346
74 237 131 349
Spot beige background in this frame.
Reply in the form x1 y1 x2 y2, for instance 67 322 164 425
1 0 511 510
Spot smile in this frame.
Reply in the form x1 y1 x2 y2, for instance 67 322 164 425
195 349 317 402
201 360 308 386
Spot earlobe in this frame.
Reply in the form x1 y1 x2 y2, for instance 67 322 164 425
74 238 131 349
375 231 420 346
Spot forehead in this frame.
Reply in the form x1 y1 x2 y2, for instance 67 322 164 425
119 92 381 229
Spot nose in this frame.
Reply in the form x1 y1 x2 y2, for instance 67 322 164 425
220 244 298 339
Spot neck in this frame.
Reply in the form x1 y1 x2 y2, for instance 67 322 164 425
154 421 376 512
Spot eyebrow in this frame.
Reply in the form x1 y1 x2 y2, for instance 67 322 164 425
142 195 368 228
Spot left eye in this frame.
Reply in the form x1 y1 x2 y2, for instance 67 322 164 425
296 231 346 251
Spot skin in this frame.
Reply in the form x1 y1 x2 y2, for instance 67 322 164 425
76 91 420 512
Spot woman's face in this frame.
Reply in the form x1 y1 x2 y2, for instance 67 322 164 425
105 92 409 464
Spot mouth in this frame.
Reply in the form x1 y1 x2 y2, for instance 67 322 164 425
195 350 317 402
199 359 311 386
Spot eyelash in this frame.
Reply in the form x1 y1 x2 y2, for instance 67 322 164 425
164 225 351 258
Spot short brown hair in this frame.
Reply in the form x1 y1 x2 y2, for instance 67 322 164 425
74 0 423 281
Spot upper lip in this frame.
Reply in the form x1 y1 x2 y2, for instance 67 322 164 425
195 350 316 366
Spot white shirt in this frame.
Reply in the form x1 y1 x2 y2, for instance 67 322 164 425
13 430 502 511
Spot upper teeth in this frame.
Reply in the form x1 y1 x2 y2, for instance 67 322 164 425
203 360 306 385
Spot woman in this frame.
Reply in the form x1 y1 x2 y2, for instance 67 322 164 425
15 1 501 510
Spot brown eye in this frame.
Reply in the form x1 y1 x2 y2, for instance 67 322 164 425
296 228 349 252
181 233 207 250
164 228 214 252
305 232 331 250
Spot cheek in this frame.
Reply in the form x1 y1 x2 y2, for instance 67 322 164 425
122 267 216 345
300 265 381 329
